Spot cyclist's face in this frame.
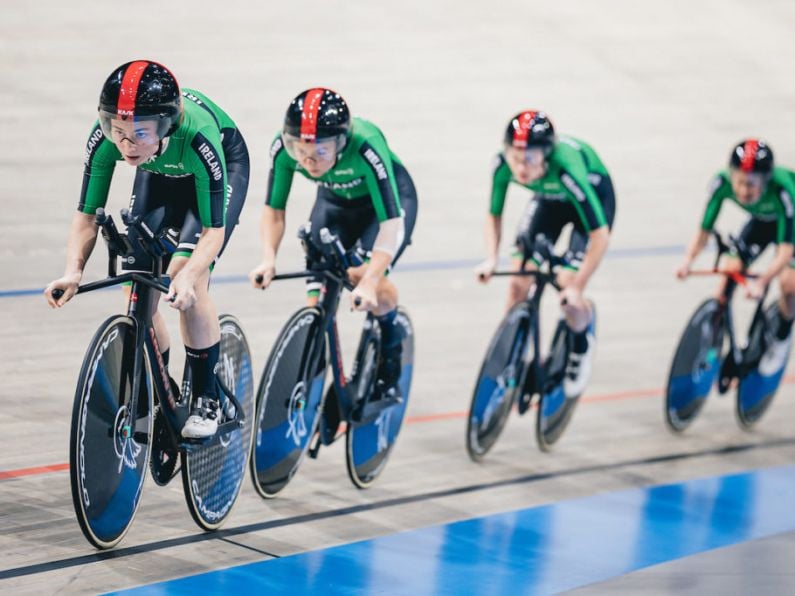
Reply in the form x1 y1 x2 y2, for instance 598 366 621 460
108 119 161 165
730 170 767 205
290 139 337 177
505 146 546 184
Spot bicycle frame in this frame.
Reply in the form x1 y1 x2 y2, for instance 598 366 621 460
269 226 379 438
689 231 768 392
489 259 565 406
67 209 244 450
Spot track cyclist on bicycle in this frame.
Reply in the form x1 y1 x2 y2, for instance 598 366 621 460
44 60 250 439
249 88 418 399
475 111 615 399
676 139 795 374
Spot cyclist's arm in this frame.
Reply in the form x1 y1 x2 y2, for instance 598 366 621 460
483 213 502 264
760 243 794 287
191 129 228 229
179 227 225 280
63 211 101 279
763 186 795 285
357 140 403 283
571 225 609 291
484 155 510 265
364 217 404 282
78 122 119 216
259 206 286 263
45 212 100 307
678 176 728 275
265 135 295 210
172 128 228 287
680 229 711 269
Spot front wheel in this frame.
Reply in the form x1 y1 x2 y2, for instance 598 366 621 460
466 303 533 462
346 308 415 489
665 298 725 433
69 316 152 549
182 314 255 530
250 307 327 498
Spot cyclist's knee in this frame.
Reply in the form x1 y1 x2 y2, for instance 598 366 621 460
722 256 744 272
347 264 366 285
166 255 190 277
556 269 577 289
779 268 795 296
509 277 531 303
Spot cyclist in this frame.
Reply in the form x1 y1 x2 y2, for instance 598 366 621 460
676 139 795 375
475 111 615 399
249 88 418 399
44 60 250 439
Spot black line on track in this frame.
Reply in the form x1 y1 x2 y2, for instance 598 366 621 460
217 537 280 558
3 435 795 581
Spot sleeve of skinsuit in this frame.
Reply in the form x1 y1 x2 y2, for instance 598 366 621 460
188 125 228 228
77 121 120 214
557 154 607 232
357 137 402 222
264 135 295 211
773 171 795 243
489 154 511 216
700 174 729 231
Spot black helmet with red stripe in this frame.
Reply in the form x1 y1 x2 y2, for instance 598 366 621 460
98 60 182 141
283 88 351 159
504 110 555 155
729 139 774 175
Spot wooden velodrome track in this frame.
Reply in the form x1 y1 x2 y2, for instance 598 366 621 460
3 1 795 593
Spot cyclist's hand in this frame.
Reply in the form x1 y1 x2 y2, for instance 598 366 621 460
475 259 497 284
675 261 691 280
167 272 198 311
249 261 276 289
351 278 378 311
744 278 765 300
44 272 81 308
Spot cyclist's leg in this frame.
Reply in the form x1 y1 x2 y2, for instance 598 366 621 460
179 132 250 437
352 164 418 394
778 265 795 335
510 196 566 311
216 128 250 261
557 174 616 332
355 163 418 314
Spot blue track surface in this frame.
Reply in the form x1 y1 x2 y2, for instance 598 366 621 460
109 464 795 595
